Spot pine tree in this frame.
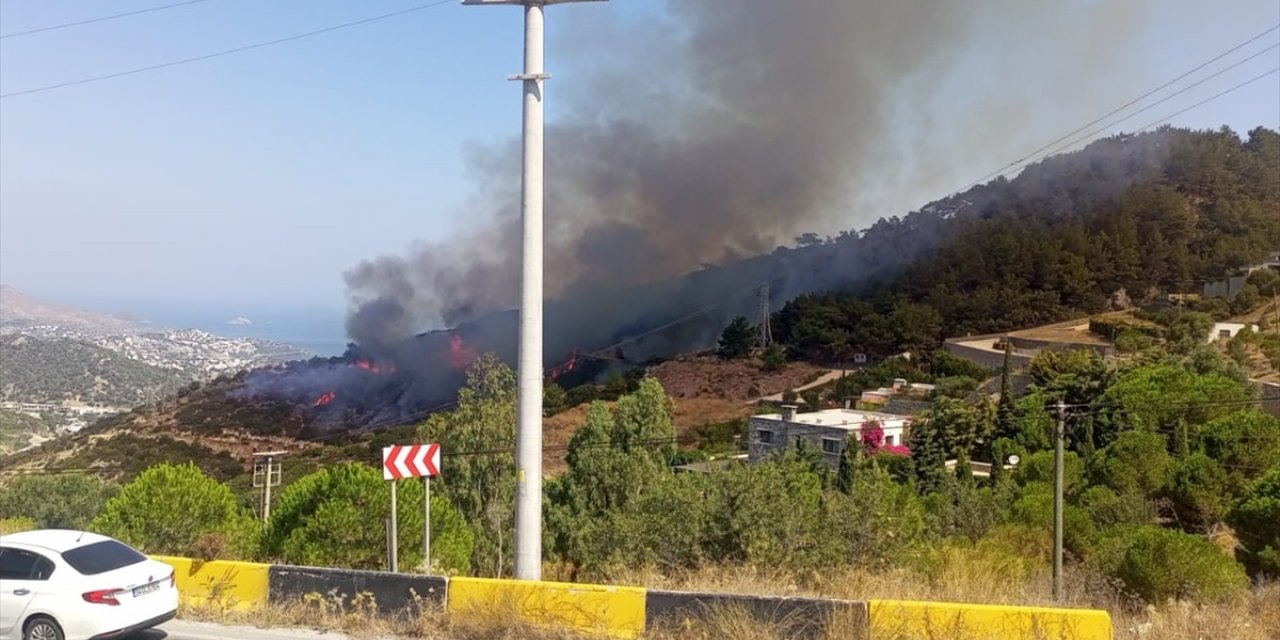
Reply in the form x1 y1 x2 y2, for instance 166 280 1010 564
717 316 756 359
909 419 946 494
996 340 1017 440
835 433 864 495
954 449 974 486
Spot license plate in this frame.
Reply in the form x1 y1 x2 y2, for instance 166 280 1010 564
132 582 160 597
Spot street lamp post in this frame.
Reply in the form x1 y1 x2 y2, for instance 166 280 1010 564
462 0 607 582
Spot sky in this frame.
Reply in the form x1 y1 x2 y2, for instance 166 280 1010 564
1 0 1278 330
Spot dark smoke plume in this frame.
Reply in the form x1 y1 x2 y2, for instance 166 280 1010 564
345 0 1156 351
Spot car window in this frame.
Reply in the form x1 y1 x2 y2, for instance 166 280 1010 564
0 547 56 581
61 540 146 576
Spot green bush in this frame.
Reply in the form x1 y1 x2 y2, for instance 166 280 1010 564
1008 483 1097 558
1091 430 1171 498
1097 525 1248 603
0 473 117 530
1161 453 1231 531
1227 468 1280 576
0 516 36 535
1077 486 1156 529
90 462 258 559
1016 450 1085 498
261 463 473 574
1114 329 1156 353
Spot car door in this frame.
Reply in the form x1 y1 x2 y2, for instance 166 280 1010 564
0 546 54 640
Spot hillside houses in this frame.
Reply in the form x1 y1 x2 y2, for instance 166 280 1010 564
748 405 912 468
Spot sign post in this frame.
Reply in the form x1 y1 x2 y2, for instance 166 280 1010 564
382 443 442 574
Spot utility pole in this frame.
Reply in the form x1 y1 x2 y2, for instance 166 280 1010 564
463 0 608 582
1053 402 1066 603
757 282 773 348
251 451 283 523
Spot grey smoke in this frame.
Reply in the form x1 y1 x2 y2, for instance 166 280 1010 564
345 0 1155 349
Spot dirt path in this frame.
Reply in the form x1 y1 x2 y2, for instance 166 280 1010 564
753 369 844 403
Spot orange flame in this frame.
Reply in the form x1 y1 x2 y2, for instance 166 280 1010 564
549 348 579 381
352 359 396 374
449 335 478 369
313 391 336 406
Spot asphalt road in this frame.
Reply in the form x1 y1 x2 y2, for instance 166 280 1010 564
133 620 368 640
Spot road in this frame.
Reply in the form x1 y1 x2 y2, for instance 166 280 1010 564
135 620 371 640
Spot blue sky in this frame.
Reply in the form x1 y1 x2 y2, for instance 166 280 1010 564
1 1 1277 325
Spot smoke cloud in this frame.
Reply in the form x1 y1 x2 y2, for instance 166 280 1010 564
345 0 1156 350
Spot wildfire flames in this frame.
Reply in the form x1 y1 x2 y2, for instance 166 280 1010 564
313 390 337 406
449 335 478 369
352 359 396 374
548 348 579 381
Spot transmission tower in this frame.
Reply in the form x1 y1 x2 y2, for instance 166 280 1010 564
757 282 773 348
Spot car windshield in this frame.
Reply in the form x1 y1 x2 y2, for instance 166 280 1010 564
61 540 147 576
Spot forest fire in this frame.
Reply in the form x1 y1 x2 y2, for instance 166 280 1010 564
313 391 336 407
548 348 579 381
352 359 396 374
449 335 478 369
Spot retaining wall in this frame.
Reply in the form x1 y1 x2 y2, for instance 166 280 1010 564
149 556 1113 639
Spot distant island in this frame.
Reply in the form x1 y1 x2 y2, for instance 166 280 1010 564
226 316 253 326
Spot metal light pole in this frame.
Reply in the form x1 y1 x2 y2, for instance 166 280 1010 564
1053 402 1067 603
462 0 607 582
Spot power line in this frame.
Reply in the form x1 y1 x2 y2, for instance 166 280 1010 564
0 0 454 99
0 0 219 40
960 23 1280 191
1033 45 1280 163
1131 67 1280 134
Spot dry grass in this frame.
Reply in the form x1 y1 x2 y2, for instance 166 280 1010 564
180 559 1280 640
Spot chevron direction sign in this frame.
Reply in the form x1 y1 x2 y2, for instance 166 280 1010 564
382 443 441 480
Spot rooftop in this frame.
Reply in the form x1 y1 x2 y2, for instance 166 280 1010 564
754 408 910 430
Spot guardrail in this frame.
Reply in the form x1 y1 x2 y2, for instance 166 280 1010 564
151 556 1114 639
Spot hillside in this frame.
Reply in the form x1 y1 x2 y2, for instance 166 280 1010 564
0 285 143 335
0 408 54 455
4 125 1277 486
0 334 186 406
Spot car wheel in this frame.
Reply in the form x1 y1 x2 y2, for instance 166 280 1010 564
23 617 63 640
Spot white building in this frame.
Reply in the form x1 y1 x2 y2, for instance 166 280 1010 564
748 406 912 468
1210 322 1259 343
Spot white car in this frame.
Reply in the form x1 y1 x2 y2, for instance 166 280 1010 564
0 530 178 640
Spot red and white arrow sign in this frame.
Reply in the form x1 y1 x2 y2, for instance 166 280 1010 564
382 443 441 480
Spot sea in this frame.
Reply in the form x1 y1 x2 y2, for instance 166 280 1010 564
130 305 351 357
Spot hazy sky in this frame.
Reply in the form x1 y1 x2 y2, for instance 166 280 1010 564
1 0 1277 320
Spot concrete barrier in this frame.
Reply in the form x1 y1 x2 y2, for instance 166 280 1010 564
868 599 1113 640
646 590 867 639
268 565 447 613
144 556 1118 639
447 576 647 639
151 556 270 611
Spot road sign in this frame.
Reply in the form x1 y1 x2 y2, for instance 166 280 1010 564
382 443 441 480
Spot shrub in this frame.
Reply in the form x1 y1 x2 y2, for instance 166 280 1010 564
0 473 117 529
1161 453 1231 531
1092 430 1171 498
0 516 36 535
1098 525 1249 603
1077 486 1156 529
90 462 258 559
1227 468 1280 576
1114 329 1156 353
1008 483 1097 558
261 463 473 574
